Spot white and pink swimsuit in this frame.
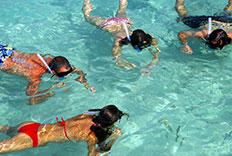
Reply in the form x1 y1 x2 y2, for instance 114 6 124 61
100 17 132 29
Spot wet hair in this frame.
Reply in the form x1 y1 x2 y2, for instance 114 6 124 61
91 105 126 127
49 56 73 77
206 29 231 50
130 29 152 51
89 105 128 144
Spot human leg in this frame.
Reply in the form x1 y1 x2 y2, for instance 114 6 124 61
82 0 106 28
224 0 232 13
175 0 188 18
116 0 128 18
0 134 33 154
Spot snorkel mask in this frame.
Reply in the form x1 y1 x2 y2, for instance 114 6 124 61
121 22 152 53
50 66 73 79
48 56 73 79
206 30 230 50
131 32 152 53
203 18 230 50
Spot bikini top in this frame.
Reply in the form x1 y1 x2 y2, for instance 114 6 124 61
0 45 15 67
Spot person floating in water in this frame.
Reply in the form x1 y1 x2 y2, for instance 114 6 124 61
175 0 232 54
82 0 161 74
0 105 127 156
0 44 95 105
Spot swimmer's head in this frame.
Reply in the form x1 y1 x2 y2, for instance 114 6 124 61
49 56 73 78
206 29 231 50
130 29 152 52
92 105 128 128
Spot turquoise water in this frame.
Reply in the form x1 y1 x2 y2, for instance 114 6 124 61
1 0 232 155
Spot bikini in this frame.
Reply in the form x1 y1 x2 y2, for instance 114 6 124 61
17 123 41 147
100 17 132 29
181 15 232 28
17 117 70 148
0 45 15 67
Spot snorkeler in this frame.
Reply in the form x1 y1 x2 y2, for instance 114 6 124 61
82 0 161 72
0 105 127 156
0 44 95 104
175 0 232 54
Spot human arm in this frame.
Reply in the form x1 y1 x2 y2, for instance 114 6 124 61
96 127 122 153
112 40 137 70
26 79 60 105
72 67 96 93
140 37 161 76
177 30 208 54
87 140 97 156
26 79 59 96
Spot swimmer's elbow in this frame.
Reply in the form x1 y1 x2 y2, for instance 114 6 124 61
178 32 184 38
178 32 188 42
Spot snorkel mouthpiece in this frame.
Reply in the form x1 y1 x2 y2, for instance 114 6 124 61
135 48 142 53
37 53 53 73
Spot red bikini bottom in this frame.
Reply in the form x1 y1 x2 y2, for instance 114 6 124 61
17 123 41 147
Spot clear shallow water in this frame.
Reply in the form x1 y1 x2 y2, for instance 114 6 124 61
1 0 232 155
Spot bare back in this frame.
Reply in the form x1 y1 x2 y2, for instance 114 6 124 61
1 52 52 81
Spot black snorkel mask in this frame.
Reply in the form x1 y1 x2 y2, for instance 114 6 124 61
132 37 152 53
50 64 73 79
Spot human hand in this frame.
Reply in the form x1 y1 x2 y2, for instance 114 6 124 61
89 86 96 93
140 67 152 76
113 128 123 136
181 45 193 54
48 91 55 97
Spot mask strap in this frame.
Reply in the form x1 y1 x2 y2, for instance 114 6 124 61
84 111 100 115
37 53 53 73
122 22 131 41
207 17 212 38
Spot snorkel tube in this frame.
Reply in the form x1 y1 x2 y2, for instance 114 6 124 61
202 17 212 42
122 22 142 53
122 22 131 41
207 17 212 38
37 53 53 73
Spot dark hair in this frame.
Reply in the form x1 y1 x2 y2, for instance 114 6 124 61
90 105 127 144
92 105 125 127
49 56 73 77
130 29 152 51
206 29 231 49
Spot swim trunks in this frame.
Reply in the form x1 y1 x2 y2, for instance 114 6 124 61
0 45 15 67
100 17 132 29
17 123 41 147
182 16 232 28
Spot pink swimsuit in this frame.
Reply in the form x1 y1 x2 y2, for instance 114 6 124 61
100 17 132 28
